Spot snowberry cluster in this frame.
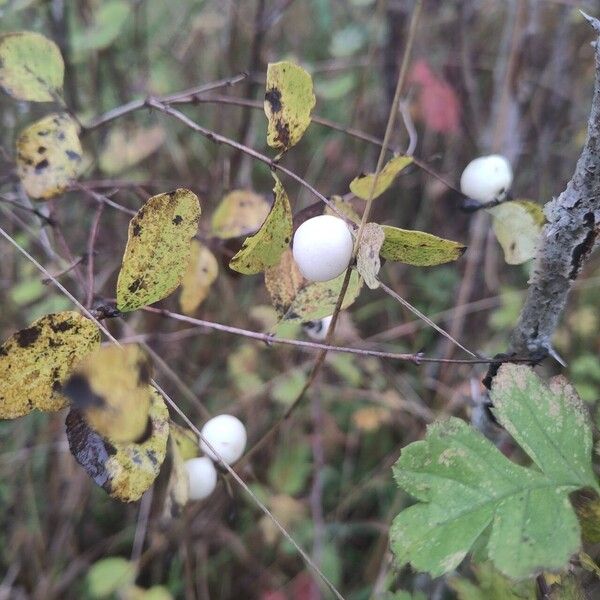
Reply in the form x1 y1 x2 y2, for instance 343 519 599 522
184 414 247 501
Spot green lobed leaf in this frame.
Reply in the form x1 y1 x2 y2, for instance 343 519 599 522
391 365 598 580
16 113 83 200
264 60 316 151
0 311 100 419
349 155 413 201
380 226 466 266
116 189 201 312
229 174 292 274
487 200 544 265
0 31 64 101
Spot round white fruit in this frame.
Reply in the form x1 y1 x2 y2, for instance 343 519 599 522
303 315 333 340
460 155 513 203
292 215 354 282
185 456 217 500
200 414 247 465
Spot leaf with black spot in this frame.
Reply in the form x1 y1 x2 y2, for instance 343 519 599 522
16 113 83 200
66 386 169 502
116 189 201 312
264 61 315 151
0 312 100 419
62 344 154 444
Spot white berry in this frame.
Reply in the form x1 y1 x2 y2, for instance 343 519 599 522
200 414 247 465
292 215 354 282
303 315 333 340
460 155 513 203
185 456 217 500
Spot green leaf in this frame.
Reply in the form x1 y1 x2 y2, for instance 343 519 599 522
280 270 362 323
229 174 292 274
391 365 597 580
268 442 312 495
71 0 131 56
178 240 218 315
487 200 544 265
357 222 385 289
86 557 136 598
264 60 316 151
16 113 83 200
66 387 169 502
349 155 413 201
380 226 466 266
211 189 270 239
0 31 64 101
449 563 536 600
0 312 100 419
116 189 201 312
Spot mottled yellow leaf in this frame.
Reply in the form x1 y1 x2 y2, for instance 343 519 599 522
179 240 218 314
66 386 169 502
349 155 413 201
0 31 64 101
280 270 362 323
170 422 199 461
211 189 270 239
264 60 316 151
62 344 153 444
16 113 83 199
162 435 190 519
99 125 166 175
264 248 304 316
356 222 385 289
116 189 201 312
380 226 466 266
0 312 100 419
487 200 544 265
229 174 292 274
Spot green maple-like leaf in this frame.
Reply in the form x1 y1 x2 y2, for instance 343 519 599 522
391 364 598 580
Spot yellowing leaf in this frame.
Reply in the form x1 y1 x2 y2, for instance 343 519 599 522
86 557 136 598
357 222 385 289
487 200 544 265
16 113 83 200
66 387 169 502
99 125 166 175
0 31 64 101
281 270 362 323
170 422 199 461
211 190 270 239
380 226 466 266
179 240 218 314
264 60 316 151
264 248 304 315
162 435 190 519
325 195 361 224
116 189 201 312
349 155 413 201
0 312 100 419
352 407 390 432
229 174 292 274
62 345 153 444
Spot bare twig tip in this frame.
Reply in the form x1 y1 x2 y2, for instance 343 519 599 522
579 10 600 34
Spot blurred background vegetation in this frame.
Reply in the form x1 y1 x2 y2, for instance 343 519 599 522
1 0 599 598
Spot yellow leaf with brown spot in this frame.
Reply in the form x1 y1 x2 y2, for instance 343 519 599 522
179 240 218 314
349 155 413 201
0 311 100 419
229 174 292 274
116 189 201 312
0 31 64 102
65 386 168 502
211 190 270 239
62 344 153 444
356 222 385 289
16 113 83 199
264 248 305 316
264 60 315 151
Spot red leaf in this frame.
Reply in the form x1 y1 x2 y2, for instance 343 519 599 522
409 59 460 134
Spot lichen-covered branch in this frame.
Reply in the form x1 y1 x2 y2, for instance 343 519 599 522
510 15 600 357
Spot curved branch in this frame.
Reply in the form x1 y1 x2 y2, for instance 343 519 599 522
510 15 600 357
